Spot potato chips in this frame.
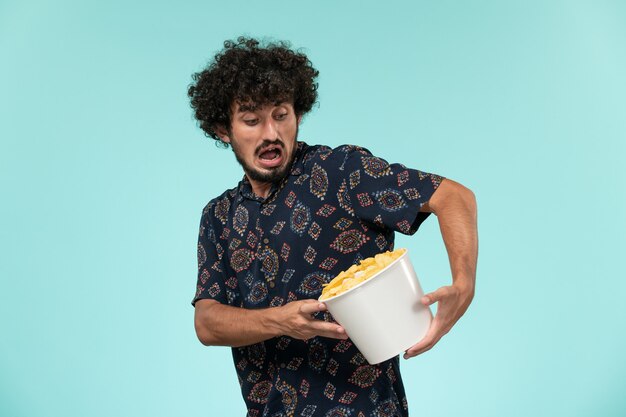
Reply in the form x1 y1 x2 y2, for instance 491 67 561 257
319 248 406 300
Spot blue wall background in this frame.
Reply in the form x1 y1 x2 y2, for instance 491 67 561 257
1 0 625 416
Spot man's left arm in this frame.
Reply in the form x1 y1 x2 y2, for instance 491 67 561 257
404 178 478 359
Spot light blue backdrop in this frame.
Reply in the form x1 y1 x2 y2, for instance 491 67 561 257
1 0 625 416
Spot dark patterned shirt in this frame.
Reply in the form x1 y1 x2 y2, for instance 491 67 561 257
193 142 443 417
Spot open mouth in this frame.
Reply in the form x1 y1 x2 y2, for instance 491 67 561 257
256 145 284 168
258 146 282 161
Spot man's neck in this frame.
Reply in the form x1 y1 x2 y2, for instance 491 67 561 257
247 177 272 199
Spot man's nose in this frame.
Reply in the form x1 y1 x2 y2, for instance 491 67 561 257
261 118 278 139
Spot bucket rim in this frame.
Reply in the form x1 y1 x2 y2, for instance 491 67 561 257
318 248 410 303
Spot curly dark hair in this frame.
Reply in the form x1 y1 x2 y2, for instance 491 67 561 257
188 36 319 146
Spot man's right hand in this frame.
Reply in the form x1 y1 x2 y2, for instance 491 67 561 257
275 300 348 341
194 298 347 347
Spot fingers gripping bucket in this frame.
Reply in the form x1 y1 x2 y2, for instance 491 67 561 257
320 251 432 364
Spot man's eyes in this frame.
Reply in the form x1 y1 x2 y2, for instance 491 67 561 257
242 113 288 125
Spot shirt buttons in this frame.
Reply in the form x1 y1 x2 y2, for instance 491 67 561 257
263 238 269 244
269 281 275 288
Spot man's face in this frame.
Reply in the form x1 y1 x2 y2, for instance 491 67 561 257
218 101 301 185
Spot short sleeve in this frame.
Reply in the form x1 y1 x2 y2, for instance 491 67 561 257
192 205 230 306
341 146 445 235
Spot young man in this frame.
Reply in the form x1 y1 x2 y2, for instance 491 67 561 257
189 37 478 417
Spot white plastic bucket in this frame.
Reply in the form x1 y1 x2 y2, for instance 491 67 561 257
320 250 432 364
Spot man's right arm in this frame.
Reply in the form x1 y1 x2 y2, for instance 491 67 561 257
194 298 348 347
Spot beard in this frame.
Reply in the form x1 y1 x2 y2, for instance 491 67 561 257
230 128 299 184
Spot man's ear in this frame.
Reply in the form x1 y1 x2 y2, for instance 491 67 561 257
296 114 303 126
214 125 231 144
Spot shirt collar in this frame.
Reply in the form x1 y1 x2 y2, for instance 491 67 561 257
237 141 308 202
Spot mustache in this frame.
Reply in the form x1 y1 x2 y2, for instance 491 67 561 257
255 139 284 154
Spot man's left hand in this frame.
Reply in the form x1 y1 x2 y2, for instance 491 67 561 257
403 282 474 359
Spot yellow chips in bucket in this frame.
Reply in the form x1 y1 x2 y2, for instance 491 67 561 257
320 248 406 300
